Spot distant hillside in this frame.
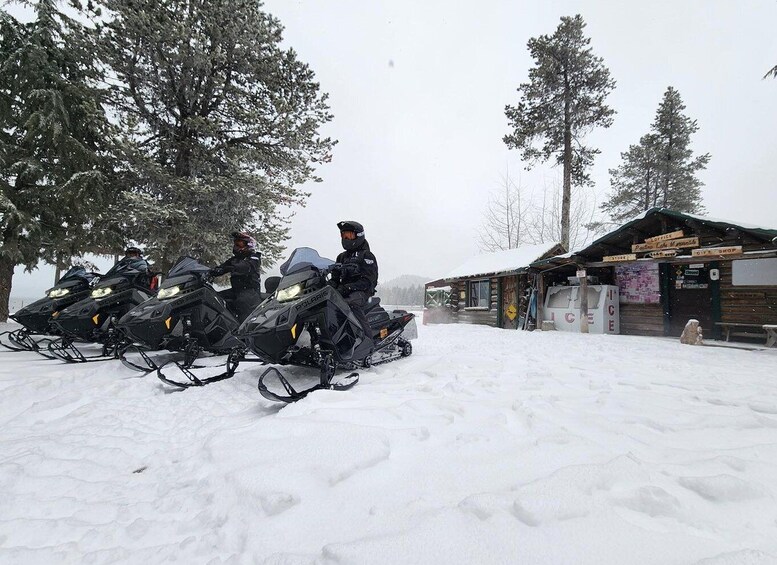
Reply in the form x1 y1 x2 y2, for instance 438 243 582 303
376 274 428 307
379 274 430 288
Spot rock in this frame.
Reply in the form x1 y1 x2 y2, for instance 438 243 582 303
541 320 556 331
680 319 703 345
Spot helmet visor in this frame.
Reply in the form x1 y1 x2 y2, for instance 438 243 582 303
341 230 357 240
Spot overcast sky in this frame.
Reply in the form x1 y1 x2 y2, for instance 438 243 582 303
9 0 777 297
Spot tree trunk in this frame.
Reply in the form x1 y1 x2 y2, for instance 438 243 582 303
561 100 572 251
0 255 15 323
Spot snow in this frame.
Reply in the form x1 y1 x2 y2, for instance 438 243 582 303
443 243 560 280
1 321 777 564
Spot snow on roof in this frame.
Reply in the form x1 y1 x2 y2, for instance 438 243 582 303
443 243 560 280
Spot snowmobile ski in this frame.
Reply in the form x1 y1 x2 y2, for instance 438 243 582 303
257 353 359 403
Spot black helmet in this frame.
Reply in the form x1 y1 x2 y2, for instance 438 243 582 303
337 220 365 251
231 231 257 255
125 246 142 258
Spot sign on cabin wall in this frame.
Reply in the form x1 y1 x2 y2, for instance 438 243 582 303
644 230 684 243
603 253 637 262
648 250 678 259
691 246 743 257
632 237 700 253
615 263 661 304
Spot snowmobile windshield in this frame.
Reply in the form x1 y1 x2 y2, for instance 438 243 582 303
280 248 334 276
166 256 212 278
58 266 95 283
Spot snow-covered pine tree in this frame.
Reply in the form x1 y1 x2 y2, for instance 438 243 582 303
0 1 114 322
600 134 661 224
98 0 335 272
599 87 709 225
652 87 710 213
504 14 615 251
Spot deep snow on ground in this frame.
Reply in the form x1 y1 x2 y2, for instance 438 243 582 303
1 322 777 565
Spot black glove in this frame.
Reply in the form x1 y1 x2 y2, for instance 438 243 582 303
210 266 226 277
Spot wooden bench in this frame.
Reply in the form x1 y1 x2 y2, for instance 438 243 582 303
715 322 777 346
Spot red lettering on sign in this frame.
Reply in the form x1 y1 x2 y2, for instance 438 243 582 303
609 320 615 332
608 305 615 316
565 313 575 323
588 313 594 323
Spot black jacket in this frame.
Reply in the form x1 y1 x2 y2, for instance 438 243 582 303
217 252 262 292
332 241 378 296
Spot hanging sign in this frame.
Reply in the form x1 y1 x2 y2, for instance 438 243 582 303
506 304 517 321
632 236 699 253
603 253 637 262
691 246 743 257
644 230 684 243
648 250 678 259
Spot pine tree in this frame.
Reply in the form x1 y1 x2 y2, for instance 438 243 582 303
504 14 615 250
0 1 113 322
600 87 709 224
97 0 335 271
652 87 710 212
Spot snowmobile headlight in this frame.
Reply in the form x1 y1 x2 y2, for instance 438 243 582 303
48 288 70 298
157 285 181 300
276 283 303 302
91 287 113 299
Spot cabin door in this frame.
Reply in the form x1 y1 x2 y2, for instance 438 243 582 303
668 264 713 336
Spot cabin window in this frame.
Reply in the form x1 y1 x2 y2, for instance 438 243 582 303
469 280 490 308
732 258 777 286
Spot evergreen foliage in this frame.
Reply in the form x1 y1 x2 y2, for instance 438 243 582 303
504 14 615 250
601 87 710 224
97 0 335 271
0 0 114 321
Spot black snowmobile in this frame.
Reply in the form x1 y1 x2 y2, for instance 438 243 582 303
233 247 417 403
0 266 99 353
48 259 156 362
116 256 278 387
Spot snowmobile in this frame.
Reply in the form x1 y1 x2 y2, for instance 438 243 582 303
233 247 417 403
0 266 99 353
116 256 278 387
47 260 156 362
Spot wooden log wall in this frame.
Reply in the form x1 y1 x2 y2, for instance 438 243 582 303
619 303 664 336
719 261 777 325
448 277 499 327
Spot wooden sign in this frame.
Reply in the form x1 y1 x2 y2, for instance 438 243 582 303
505 304 517 321
603 253 637 262
644 230 684 244
632 236 699 253
648 250 678 259
691 246 743 257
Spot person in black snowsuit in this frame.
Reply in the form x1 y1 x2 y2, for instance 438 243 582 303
117 246 153 288
330 221 378 347
210 232 262 321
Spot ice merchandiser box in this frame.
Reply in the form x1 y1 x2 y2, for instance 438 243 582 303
544 285 619 334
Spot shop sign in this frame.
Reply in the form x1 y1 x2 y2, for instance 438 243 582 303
632 236 700 253
648 250 678 259
603 253 637 262
691 246 743 257
505 304 517 321
644 230 684 243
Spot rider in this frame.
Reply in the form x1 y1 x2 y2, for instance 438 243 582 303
210 231 262 321
330 221 378 346
117 246 153 288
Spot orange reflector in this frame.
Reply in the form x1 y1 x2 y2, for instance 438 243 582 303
380 328 388 339
92 314 100 325
165 317 172 330
291 323 297 339
52 311 59 318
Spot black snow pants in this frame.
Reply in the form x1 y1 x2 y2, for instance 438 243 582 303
343 290 374 345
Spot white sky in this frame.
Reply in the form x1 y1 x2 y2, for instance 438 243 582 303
9 0 777 297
